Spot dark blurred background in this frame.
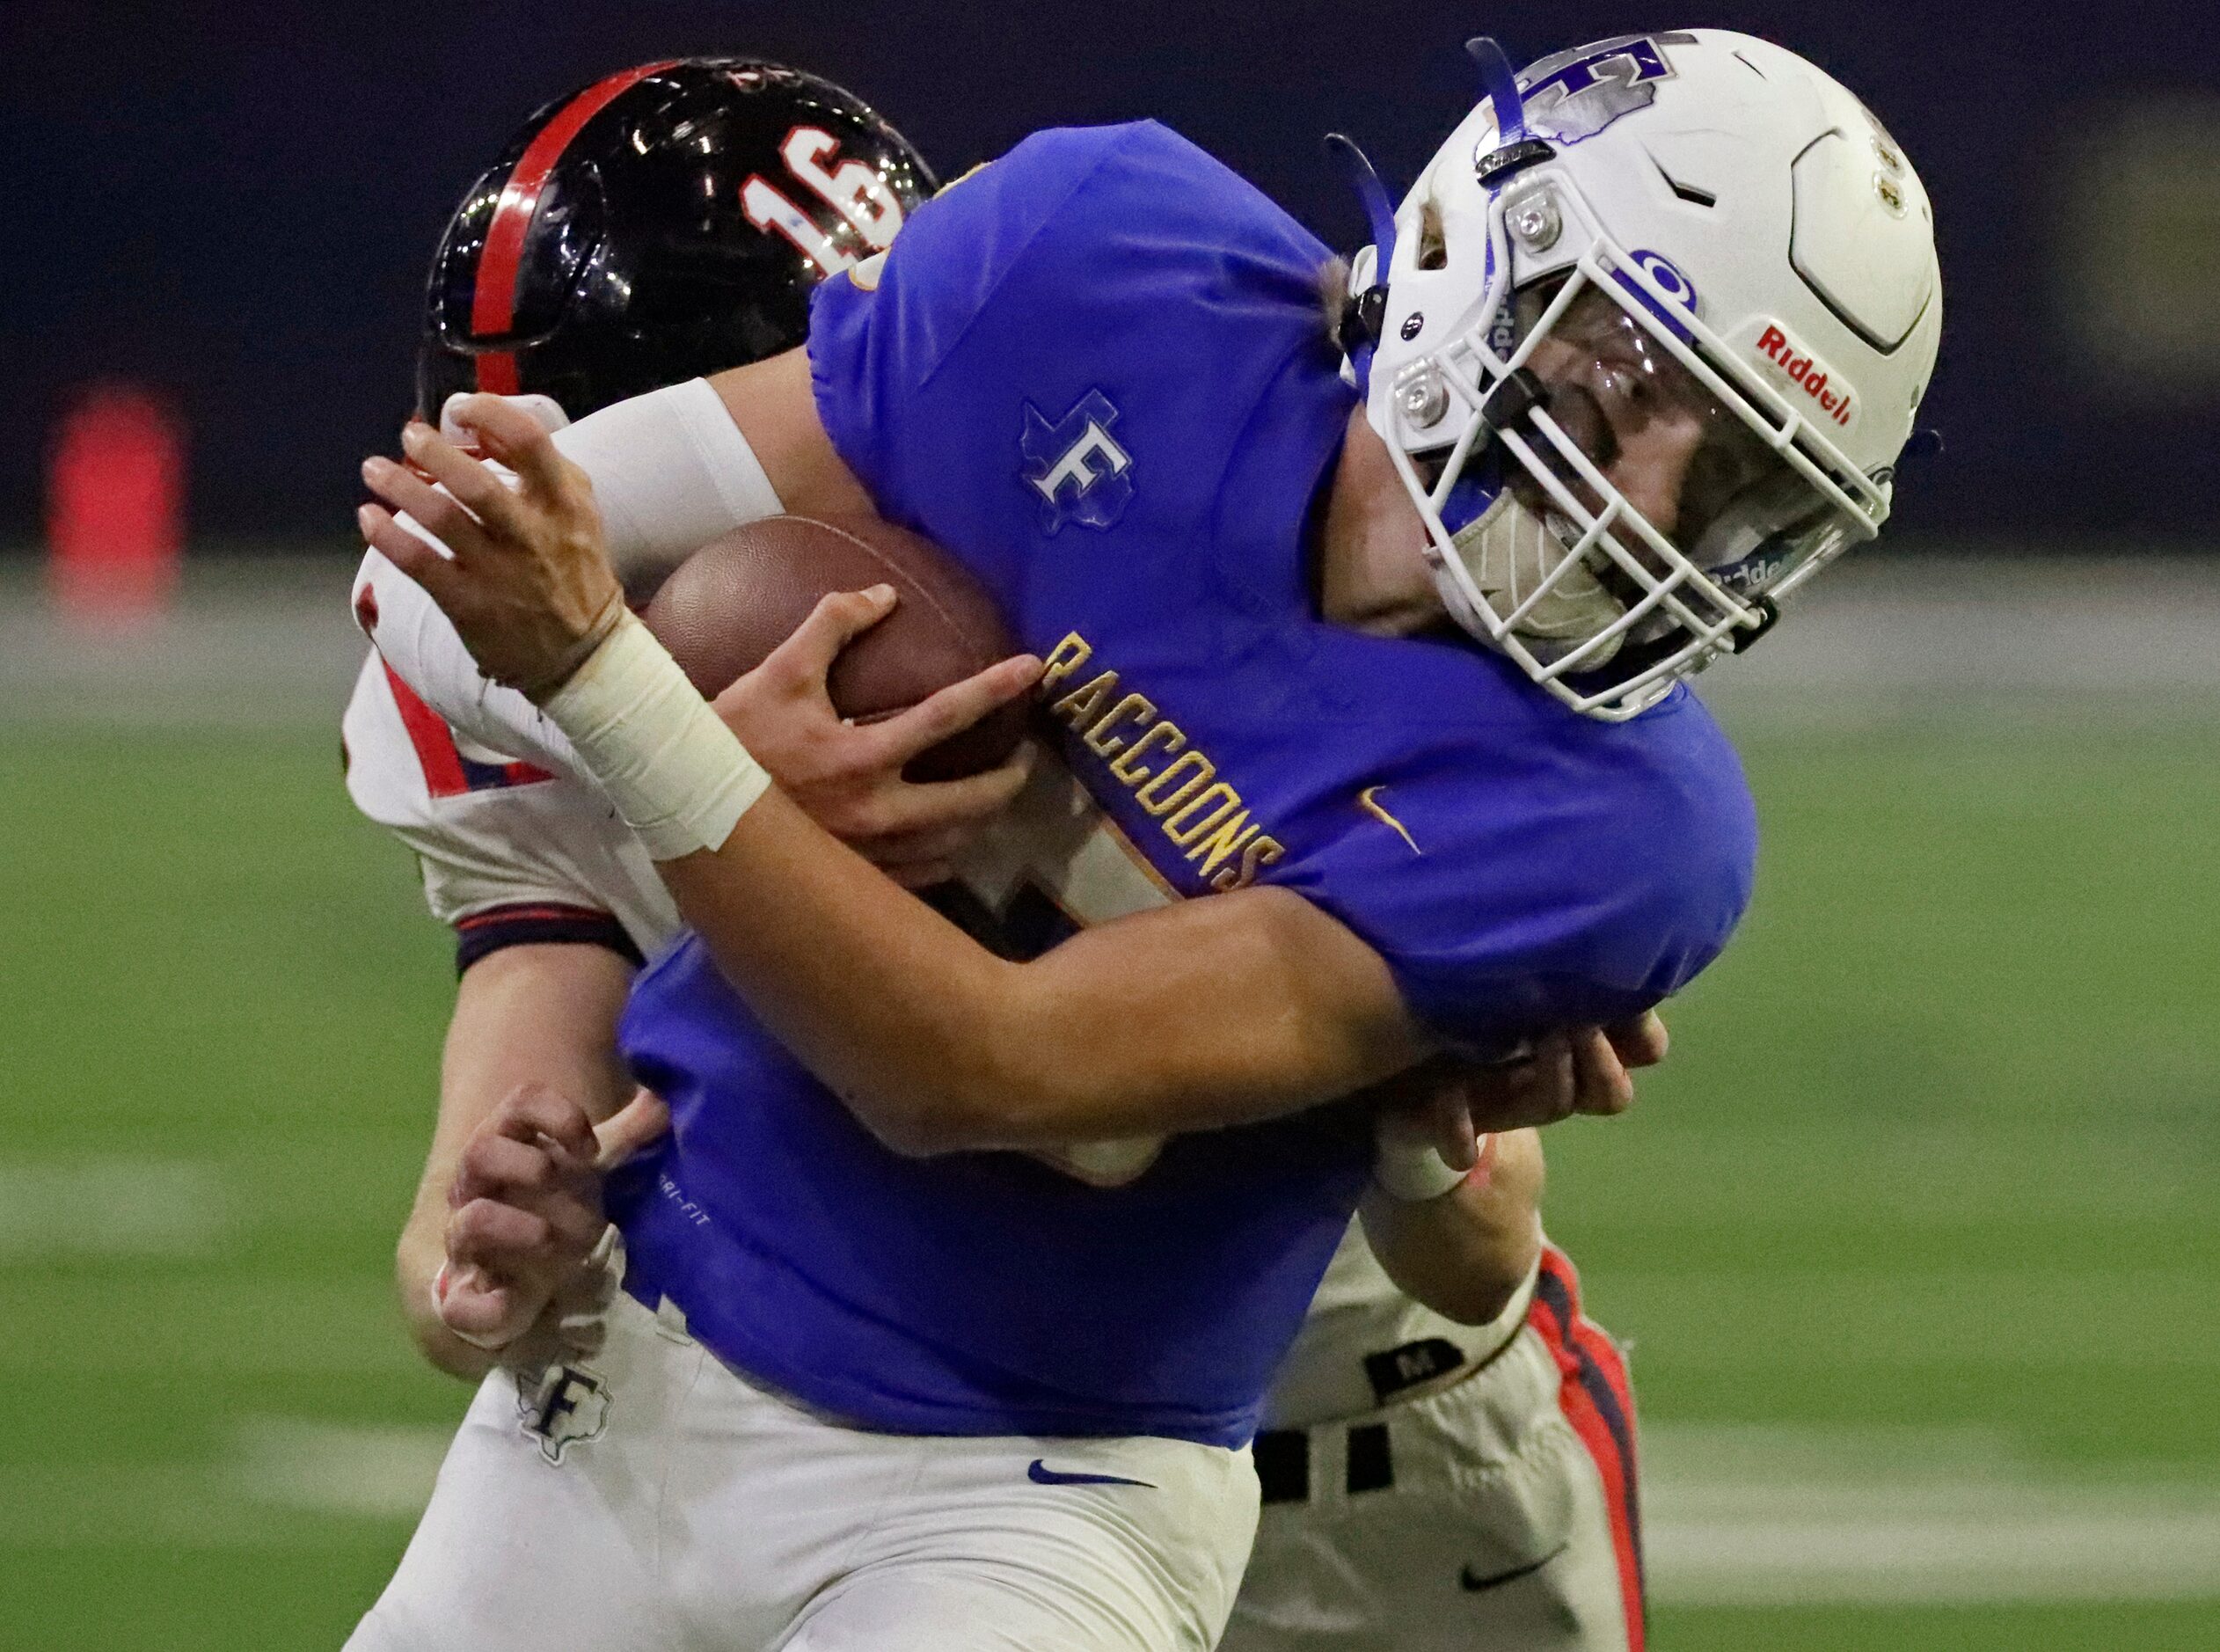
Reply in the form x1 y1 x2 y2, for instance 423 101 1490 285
5 0 2218 551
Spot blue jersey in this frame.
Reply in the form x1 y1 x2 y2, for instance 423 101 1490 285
614 122 1756 1447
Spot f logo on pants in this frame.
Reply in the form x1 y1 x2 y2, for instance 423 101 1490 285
518 1364 610 1465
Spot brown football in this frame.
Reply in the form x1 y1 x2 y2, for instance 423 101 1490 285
641 514 1026 782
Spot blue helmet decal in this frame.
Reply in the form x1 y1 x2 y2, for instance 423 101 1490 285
1615 248 1700 340
1518 33 1696 144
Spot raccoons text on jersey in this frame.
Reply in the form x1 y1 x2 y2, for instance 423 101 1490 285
1038 631 1286 892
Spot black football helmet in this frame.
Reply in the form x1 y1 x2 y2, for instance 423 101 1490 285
418 58 936 420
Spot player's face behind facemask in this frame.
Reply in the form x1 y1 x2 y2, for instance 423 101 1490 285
1412 277 1861 682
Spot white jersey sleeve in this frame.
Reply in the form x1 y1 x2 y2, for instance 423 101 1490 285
350 552 588 783
341 650 682 965
353 376 786 771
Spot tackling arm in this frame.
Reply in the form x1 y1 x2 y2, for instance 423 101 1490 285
362 376 1438 1149
355 552 591 784
660 809 1429 1152
1360 1126 1545 1327
398 944 635 1378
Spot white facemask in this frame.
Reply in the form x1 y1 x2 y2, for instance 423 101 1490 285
1442 489 1626 668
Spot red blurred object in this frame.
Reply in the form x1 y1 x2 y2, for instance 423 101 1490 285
47 384 186 618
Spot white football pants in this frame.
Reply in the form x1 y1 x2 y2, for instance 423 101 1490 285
347 1292 1257 1652
1219 1246 1644 1652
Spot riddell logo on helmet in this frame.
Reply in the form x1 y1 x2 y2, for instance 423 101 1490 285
1753 325 1855 430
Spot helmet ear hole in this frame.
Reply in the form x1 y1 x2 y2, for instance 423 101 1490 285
1415 201 1449 271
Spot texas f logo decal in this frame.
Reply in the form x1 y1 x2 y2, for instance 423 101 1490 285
1021 390 1133 534
517 1363 610 1465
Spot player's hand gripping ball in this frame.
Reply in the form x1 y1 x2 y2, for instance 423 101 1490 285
645 515 1029 781
646 516 1042 888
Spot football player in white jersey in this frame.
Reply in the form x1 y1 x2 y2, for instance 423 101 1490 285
343 58 995 1380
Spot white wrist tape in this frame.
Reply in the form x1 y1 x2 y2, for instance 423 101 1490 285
537 377 784 594
1372 1129 1495 1202
1372 1140 1470 1202
540 610 771 860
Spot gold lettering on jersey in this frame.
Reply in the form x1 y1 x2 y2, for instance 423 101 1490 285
1136 751 1214 815
1050 670 1118 730
1039 632 1094 693
1163 783 1242 844
1109 721 1184 784
1031 630 1286 891
1084 693 1156 757
1237 835 1285 884
1184 808 1260 880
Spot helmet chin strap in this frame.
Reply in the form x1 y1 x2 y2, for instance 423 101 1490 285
1435 487 1629 669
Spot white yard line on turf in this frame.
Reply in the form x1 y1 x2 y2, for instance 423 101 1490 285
0 1159 229 1259
1650 1507 2220 1604
232 1417 455 1520
1644 1424 2220 1604
212 1415 2220 1602
1696 553 2220 732
7 554 2220 730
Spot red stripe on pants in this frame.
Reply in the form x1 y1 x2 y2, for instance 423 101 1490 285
1535 1246 1644 1652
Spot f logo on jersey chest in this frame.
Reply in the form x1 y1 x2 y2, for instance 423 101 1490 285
1021 390 1133 534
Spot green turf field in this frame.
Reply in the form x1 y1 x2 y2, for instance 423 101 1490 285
2 719 2216 1648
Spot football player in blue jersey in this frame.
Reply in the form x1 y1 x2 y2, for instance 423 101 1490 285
354 55 1650 1652
354 55 1642 1652
350 28 1938 1652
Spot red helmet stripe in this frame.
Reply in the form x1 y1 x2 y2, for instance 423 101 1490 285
474 351 520 394
469 60 680 372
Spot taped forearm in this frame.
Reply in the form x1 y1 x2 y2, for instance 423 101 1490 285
537 610 770 862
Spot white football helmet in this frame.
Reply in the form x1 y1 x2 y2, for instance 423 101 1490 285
1340 29 1941 719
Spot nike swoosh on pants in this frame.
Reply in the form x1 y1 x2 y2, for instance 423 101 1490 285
1459 1542 1569 1592
1026 1458 1157 1488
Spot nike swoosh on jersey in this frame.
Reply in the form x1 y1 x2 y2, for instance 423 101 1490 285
1458 1542 1568 1593
1026 1458 1157 1488
1357 786 1422 855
